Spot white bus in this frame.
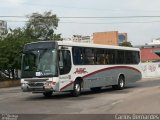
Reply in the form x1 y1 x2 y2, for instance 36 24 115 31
21 41 142 97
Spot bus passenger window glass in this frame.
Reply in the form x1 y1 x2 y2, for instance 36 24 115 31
84 48 94 65
96 49 105 65
107 50 116 64
125 51 133 64
117 50 125 64
72 47 83 65
132 51 140 64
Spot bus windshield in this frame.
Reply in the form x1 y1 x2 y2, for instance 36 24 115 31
21 49 58 78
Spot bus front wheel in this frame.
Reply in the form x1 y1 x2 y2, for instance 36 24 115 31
72 81 81 97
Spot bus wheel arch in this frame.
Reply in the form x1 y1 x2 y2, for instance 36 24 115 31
72 77 83 97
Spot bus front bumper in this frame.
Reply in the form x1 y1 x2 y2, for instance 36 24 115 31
21 82 56 93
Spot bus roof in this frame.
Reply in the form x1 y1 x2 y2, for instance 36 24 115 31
25 41 139 51
57 41 140 51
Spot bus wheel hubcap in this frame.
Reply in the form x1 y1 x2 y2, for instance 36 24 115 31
75 84 80 92
120 79 124 87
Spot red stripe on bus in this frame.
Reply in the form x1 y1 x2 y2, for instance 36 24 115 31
83 66 141 78
60 66 141 91
60 81 74 91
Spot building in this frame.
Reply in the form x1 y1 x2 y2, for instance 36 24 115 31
63 35 92 43
93 31 128 46
135 38 160 62
148 38 160 45
0 20 7 36
63 37 72 42
72 35 91 43
137 44 160 62
118 33 127 45
63 31 128 45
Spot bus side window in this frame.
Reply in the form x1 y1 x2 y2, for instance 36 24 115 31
107 50 116 64
72 47 82 65
132 51 140 64
95 49 105 65
125 51 132 64
59 50 71 75
117 50 125 64
84 48 94 65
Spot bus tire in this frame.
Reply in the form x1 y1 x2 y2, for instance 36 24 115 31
90 87 101 92
72 80 81 97
112 75 125 90
43 91 53 97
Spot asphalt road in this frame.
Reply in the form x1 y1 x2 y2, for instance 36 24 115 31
0 78 160 120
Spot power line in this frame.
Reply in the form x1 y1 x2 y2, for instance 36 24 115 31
60 21 160 24
1 15 160 19
2 15 160 24
5 20 27 22
59 16 160 19
0 16 25 18
5 20 160 24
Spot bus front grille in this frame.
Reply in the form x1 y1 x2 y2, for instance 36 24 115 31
28 82 44 87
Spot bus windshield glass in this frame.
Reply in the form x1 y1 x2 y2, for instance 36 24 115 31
21 49 58 78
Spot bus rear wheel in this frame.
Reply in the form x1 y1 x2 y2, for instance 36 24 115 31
112 76 125 90
71 81 81 97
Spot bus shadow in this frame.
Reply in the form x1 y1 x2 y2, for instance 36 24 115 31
22 79 160 101
24 85 137 101
137 79 160 88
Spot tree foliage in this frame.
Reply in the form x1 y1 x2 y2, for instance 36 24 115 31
120 41 133 47
26 11 62 40
0 28 32 79
0 11 61 80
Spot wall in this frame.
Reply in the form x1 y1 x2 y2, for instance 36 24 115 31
141 63 160 78
0 80 20 88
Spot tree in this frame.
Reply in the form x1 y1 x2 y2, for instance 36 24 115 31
26 11 62 41
120 41 133 47
0 11 62 80
0 28 32 79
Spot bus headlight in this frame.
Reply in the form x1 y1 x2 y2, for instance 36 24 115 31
21 83 29 91
44 81 56 90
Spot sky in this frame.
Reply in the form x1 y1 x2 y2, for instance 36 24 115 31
0 0 160 45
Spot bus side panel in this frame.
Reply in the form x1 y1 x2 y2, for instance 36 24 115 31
110 66 142 85
82 66 112 88
59 65 141 91
82 65 141 88
83 71 113 88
